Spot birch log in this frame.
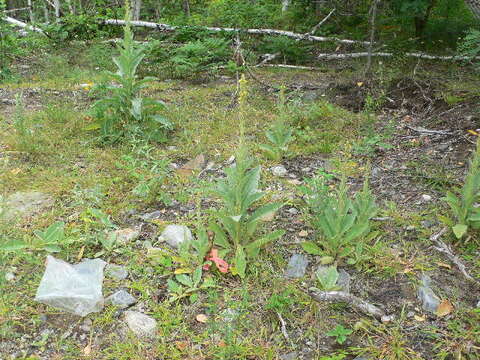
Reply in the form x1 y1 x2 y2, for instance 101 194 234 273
318 52 480 61
103 19 369 46
5 16 45 34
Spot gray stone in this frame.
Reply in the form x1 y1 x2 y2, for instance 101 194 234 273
105 264 128 280
353 357 369 360
280 352 299 360
5 272 15 282
110 228 140 245
337 269 351 293
221 308 238 323
476 300 480 308
417 274 440 313
287 208 299 215
302 90 321 102
106 290 137 309
158 225 192 249
1 191 54 221
124 311 157 339
371 167 382 178
271 165 288 177
284 254 309 279
421 220 435 228
141 210 163 221
422 194 432 202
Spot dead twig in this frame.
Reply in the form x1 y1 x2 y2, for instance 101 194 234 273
276 312 294 346
308 8 336 35
308 289 386 319
405 126 454 136
430 228 479 285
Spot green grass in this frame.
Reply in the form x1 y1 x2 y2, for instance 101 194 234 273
1 41 480 360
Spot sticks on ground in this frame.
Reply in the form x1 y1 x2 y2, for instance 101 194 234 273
308 289 386 319
103 19 369 46
430 228 479 285
318 52 480 61
4 16 45 34
405 126 454 136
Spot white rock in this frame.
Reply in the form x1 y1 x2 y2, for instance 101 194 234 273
124 311 157 339
105 264 128 280
159 225 192 249
106 290 137 309
271 165 288 177
111 228 140 245
5 272 15 282
422 194 432 202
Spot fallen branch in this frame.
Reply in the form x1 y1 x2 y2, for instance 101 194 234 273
308 8 336 35
430 228 479 285
4 16 45 34
318 52 480 61
257 64 321 70
103 19 369 46
308 289 386 319
276 312 293 346
405 126 453 136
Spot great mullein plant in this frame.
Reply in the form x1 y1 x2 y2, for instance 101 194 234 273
210 76 284 279
259 87 294 162
301 175 378 262
442 139 480 239
90 5 171 143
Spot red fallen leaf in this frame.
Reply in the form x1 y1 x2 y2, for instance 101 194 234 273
204 249 229 273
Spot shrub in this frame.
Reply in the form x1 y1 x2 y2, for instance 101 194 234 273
170 37 231 78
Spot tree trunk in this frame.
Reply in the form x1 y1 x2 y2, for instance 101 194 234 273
54 0 60 22
27 0 34 23
414 0 437 39
183 0 190 17
365 0 379 77
133 0 142 21
44 2 50 23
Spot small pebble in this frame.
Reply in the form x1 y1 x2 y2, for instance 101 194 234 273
287 208 299 215
5 272 15 282
422 194 432 202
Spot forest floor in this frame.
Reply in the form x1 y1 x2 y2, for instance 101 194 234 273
1 41 480 360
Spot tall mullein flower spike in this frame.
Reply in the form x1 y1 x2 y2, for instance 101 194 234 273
237 74 249 160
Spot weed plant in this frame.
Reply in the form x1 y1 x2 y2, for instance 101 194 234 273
259 87 294 162
441 139 480 239
211 76 284 278
301 175 378 262
90 7 171 143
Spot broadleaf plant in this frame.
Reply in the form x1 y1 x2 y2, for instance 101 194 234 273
301 175 378 261
90 5 171 143
442 139 480 239
211 146 284 278
259 87 294 161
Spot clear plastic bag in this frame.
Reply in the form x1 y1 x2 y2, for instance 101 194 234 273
35 256 106 316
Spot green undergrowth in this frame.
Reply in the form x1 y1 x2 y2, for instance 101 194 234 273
1 41 480 360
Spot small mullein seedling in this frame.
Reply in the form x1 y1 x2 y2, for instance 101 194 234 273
316 265 341 291
259 87 294 161
301 175 378 261
167 266 216 303
90 4 171 143
31 221 66 253
441 140 480 239
326 325 353 345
